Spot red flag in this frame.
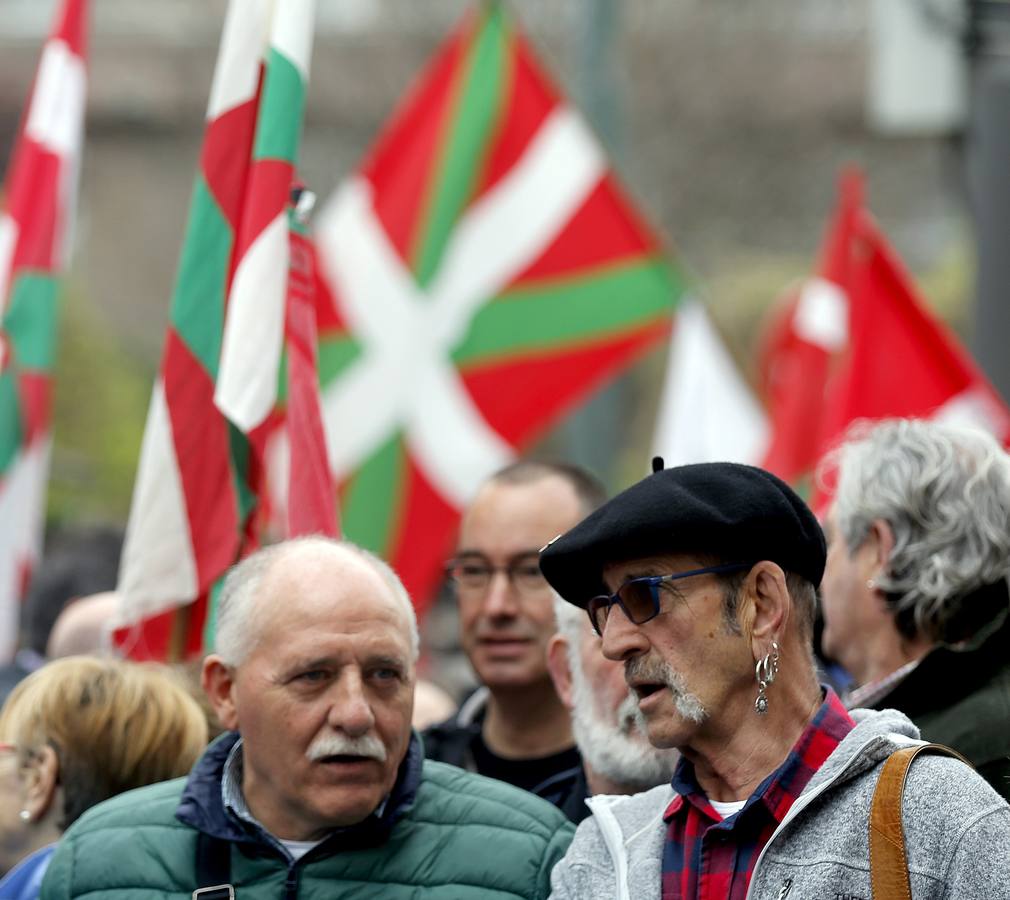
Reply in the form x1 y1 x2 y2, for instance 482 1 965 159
759 170 860 483
284 193 338 538
817 210 1010 451
761 168 1010 506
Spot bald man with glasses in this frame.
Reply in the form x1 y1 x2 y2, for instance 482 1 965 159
423 461 605 797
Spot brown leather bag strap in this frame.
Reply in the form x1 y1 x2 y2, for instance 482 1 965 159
869 742 972 900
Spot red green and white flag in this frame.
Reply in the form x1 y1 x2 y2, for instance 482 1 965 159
114 0 318 660
760 168 1010 507
308 1 681 613
0 0 88 661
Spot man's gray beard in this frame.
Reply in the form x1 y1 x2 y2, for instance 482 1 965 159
569 656 680 791
624 654 708 726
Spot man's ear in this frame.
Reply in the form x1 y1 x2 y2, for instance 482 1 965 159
22 744 60 823
202 655 240 732
740 561 790 656
545 634 575 710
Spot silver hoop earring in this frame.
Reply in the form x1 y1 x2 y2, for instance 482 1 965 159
754 641 780 715
19 809 31 822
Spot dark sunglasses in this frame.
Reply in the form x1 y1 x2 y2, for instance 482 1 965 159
586 563 753 636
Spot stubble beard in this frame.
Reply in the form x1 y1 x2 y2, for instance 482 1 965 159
625 655 708 726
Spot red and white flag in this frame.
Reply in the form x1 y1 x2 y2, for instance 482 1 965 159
114 0 322 660
760 168 1010 505
0 0 88 661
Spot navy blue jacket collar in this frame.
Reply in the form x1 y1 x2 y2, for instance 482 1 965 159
176 729 424 852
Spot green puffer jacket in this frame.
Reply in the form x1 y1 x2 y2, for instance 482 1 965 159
40 733 574 899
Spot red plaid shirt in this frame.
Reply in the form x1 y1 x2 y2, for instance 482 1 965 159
661 688 855 899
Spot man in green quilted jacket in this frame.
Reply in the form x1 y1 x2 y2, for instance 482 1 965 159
40 537 574 899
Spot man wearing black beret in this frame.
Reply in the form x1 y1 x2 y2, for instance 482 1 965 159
543 460 1010 900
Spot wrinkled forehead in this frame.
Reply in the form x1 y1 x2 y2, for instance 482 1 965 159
251 546 412 645
461 476 585 541
602 551 707 590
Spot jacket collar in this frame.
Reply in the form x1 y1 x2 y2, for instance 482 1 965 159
804 706 919 793
875 606 1010 716
454 685 489 728
581 705 922 836
175 729 424 851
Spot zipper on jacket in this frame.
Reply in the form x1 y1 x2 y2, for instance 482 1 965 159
776 878 793 899
743 732 924 900
285 865 299 900
584 797 634 900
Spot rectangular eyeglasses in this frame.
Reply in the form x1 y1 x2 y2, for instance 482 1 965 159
587 563 752 636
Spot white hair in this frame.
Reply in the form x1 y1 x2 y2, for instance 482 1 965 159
552 594 679 788
828 418 1010 642
552 592 588 651
214 536 420 666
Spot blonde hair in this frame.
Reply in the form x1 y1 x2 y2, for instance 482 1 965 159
0 656 209 828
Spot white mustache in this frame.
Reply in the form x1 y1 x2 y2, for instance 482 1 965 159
625 654 674 688
624 655 707 725
306 732 387 763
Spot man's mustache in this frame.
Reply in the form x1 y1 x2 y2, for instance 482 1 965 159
307 732 387 762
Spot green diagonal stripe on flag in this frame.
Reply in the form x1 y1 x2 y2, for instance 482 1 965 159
412 3 509 287
453 259 679 366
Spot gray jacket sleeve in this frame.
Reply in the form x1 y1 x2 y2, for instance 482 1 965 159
548 816 619 900
940 805 1010 899
896 754 1010 899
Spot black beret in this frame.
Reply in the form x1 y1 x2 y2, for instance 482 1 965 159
539 460 825 607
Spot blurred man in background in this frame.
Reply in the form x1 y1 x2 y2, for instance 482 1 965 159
0 527 122 705
539 595 679 822
820 418 1010 799
423 461 604 796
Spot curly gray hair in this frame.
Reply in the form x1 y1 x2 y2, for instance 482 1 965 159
829 418 1010 643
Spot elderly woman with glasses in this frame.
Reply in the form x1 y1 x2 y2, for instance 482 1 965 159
540 459 1010 900
0 656 207 897
819 418 1010 800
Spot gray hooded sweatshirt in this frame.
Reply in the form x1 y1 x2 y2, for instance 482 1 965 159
548 708 1010 900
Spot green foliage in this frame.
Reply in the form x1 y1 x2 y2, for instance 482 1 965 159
47 284 152 526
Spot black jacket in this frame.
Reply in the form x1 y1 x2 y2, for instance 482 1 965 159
533 763 591 824
870 611 1010 801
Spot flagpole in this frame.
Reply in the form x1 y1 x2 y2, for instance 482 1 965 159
965 0 1010 403
554 0 625 481
167 603 192 664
